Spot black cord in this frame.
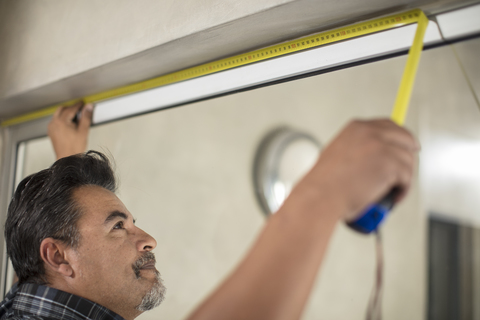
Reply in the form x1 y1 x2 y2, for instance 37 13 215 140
432 16 480 112
366 230 383 320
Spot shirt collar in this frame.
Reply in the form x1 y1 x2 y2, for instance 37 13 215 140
10 283 126 320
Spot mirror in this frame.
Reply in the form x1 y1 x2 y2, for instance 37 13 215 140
15 37 480 320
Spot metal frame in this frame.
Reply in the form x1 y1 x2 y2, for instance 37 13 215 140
0 3 479 297
0 117 51 296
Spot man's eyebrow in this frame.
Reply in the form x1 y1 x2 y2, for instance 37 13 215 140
104 211 129 224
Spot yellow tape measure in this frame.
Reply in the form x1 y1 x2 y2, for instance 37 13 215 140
391 11 428 125
1 9 428 127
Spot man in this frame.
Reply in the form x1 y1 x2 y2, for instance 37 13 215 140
1 102 419 320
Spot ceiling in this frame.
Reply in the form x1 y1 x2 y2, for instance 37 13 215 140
0 0 477 122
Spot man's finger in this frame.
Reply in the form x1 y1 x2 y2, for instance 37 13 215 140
60 101 84 121
53 106 64 119
79 103 94 131
370 119 420 151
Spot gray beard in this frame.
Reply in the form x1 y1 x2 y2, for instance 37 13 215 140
132 252 167 312
135 270 166 312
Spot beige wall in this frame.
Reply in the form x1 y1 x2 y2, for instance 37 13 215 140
20 38 480 319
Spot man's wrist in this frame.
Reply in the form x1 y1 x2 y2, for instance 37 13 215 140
276 177 347 235
295 174 351 220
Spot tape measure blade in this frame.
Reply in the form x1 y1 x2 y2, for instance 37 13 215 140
391 12 429 126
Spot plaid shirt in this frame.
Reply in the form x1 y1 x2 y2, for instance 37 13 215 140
0 283 126 320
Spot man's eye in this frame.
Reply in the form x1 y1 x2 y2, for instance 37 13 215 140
113 221 124 230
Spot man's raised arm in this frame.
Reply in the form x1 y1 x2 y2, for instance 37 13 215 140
187 119 419 320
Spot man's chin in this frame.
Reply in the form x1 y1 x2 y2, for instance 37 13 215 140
135 271 166 312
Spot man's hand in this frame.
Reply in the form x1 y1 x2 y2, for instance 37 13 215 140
47 102 93 160
302 119 420 222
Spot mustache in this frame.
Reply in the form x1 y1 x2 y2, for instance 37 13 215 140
132 252 156 278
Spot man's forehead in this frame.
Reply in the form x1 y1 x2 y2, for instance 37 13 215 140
73 185 131 221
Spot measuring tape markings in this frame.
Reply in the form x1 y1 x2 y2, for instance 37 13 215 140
1 9 426 127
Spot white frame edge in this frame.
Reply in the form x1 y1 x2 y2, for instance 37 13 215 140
0 117 51 297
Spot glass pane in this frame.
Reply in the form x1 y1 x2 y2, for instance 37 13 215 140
14 37 480 320
21 137 56 179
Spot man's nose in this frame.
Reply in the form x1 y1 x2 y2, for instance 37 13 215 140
136 227 157 251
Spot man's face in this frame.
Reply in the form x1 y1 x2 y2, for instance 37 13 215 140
66 185 165 319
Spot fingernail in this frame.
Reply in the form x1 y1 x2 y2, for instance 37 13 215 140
85 103 94 112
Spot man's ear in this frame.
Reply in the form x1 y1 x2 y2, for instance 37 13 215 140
40 238 73 278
